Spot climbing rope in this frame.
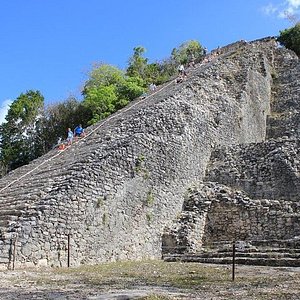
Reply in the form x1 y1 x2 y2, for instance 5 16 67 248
0 41 277 195
0 79 177 194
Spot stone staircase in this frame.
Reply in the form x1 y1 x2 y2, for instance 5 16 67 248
267 47 300 140
163 239 300 267
0 44 249 238
1 37 299 268
0 139 89 234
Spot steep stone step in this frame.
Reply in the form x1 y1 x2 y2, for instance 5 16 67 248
218 247 300 254
0 198 27 209
267 48 300 140
250 239 300 248
0 214 20 230
0 141 90 192
0 144 100 193
0 166 75 195
189 251 300 259
0 185 53 201
0 208 27 216
206 239 300 250
0 208 32 230
164 254 300 267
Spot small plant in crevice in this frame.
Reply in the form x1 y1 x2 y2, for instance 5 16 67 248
146 212 153 224
146 190 154 206
96 194 108 208
271 70 278 80
142 169 150 179
134 154 150 179
96 197 104 208
187 183 198 194
102 212 108 225
135 154 145 172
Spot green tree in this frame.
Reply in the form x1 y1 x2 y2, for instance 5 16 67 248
126 46 178 85
117 76 145 100
41 97 89 149
82 63 144 124
83 84 118 123
126 46 148 81
171 40 204 65
84 63 125 89
0 90 44 172
278 23 300 56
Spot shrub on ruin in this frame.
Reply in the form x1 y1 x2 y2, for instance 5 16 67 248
278 23 300 56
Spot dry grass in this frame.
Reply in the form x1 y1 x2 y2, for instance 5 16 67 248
53 260 300 298
55 260 229 288
1 260 300 299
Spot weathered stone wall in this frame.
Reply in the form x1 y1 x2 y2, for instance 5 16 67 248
203 46 300 201
162 184 212 254
162 182 300 254
267 48 300 140
162 41 300 255
202 185 300 245
205 139 300 200
0 38 288 268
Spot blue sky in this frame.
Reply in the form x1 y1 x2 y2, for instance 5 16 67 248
0 0 298 123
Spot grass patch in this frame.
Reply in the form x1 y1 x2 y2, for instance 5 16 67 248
55 260 230 289
6 260 300 299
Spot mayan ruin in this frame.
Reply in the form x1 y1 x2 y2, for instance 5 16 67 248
0 37 299 271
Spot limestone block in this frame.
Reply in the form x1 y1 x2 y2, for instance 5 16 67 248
37 258 48 267
21 244 32 257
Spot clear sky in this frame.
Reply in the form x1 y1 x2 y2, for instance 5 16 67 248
0 0 298 123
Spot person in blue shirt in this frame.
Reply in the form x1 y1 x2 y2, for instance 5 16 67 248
74 124 85 138
67 128 74 145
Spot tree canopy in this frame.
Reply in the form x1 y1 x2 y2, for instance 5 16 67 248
42 97 88 149
0 90 44 171
277 23 300 56
82 63 145 124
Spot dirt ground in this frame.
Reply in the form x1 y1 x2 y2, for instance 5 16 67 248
0 261 299 299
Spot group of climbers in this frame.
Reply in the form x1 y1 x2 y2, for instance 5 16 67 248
57 124 85 150
176 46 221 84
57 47 220 150
140 82 157 99
176 64 188 83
